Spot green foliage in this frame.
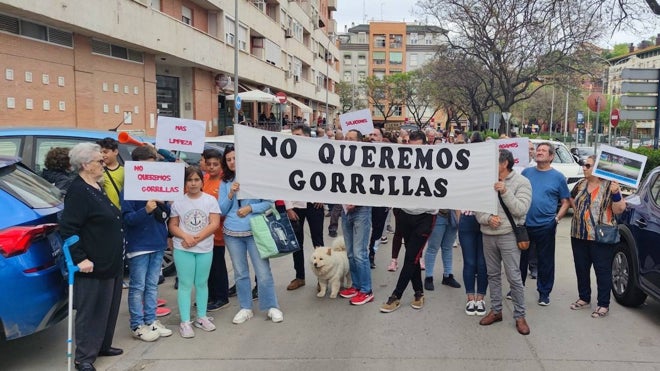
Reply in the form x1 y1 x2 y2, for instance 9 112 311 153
630 147 660 180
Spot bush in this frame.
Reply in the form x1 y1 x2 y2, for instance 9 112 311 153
630 147 660 180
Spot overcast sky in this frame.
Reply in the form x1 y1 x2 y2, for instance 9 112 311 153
333 0 660 48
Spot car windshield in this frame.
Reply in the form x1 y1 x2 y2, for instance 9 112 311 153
0 164 62 208
553 145 575 164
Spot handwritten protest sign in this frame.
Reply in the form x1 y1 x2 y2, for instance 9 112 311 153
593 145 647 189
156 117 206 153
123 161 185 201
339 109 375 135
497 138 530 169
235 125 499 214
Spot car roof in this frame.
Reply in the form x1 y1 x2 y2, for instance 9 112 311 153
0 127 150 141
204 135 234 142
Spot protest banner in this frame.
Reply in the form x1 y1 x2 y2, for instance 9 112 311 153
235 125 499 214
123 161 185 201
339 109 375 135
497 137 530 168
593 144 647 188
156 116 206 153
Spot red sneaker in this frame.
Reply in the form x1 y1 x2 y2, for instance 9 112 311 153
156 307 171 317
350 291 374 305
157 298 167 307
339 287 358 299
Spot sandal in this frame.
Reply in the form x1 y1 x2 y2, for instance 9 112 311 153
591 306 609 318
570 299 590 310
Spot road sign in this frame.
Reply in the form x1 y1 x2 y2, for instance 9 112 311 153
235 95 242 110
620 110 656 121
276 92 287 104
587 93 605 112
621 68 660 80
621 82 659 94
621 96 658 107
611 109 619 128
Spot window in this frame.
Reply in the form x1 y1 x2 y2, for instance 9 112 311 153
91 39 144 62
0 14 73 47
374 34 386 48
251 0 265 11
410 54 418 67
409 32 418 45
358 71 366 80
0 137 21 157
358 55 366 66
225 17 235 45
425 33 434 45
389 52 403 65
373 69 385 80
181 6 192 25
344 54 352 65
372 52 385 65
151 0 161 10
358 32 367 43
389 34 402 48
238 24 248 51
392 105 402 116
343 71 352 82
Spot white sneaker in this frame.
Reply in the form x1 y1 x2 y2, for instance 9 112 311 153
149 320 172 337
232 309 254 324
465 300 477 316
194 316 216 332
132 324 159 342
267 308 284 323
475 300 487 316
179 321 195 338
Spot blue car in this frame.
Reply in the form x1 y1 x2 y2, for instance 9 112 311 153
613 166 660 307
0 157 67 340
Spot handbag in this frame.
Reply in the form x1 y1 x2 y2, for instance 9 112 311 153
498 193 530 250
583 183 620 245
248 203 301 259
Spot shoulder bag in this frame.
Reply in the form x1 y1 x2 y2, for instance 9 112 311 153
583 184 620 245
246 202 301 259
498 193 530 250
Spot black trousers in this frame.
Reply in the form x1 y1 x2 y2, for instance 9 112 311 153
369 207 389 258
74 274 122 364
392 212 435 298
291 203 325 279
208 245 229 302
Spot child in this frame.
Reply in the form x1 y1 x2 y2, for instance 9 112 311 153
121 146 172 341
169 166 221 338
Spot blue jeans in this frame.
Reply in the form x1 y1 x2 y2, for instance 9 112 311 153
458 215 488 296
571 238 615 307
128 250 164 330
342 206 372 293
225 234 279 311
424 216 457 278
527 222 557 299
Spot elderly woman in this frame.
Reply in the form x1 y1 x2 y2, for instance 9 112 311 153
59 142 124 371
569 155 626 318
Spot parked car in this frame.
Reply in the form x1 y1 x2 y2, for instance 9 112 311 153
569 146 595 164
530 139 584 192
0 156 67 340
612 166 660 307
614 136 630 148
204 135 234 150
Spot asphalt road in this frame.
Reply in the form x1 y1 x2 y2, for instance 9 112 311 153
2 219 660 371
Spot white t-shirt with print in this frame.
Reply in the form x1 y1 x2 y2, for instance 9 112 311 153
171 193 220 253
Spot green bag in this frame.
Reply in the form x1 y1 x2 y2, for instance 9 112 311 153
250 204 300 259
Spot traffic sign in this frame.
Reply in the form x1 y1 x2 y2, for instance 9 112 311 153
276 92 287 104
621 96 658 107
621 68 660 80
611 109 619 128
621 81 659 94
235 95 242 110
620 109 656 121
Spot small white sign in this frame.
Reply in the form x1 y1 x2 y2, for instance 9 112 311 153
339 108 374 135
496 137 530 169
123 161 185 201
593 144 648 189
156 116 206 153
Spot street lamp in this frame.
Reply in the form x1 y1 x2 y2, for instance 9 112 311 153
325 33 336 129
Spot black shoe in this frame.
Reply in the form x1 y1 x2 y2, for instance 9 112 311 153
441 274 462 288
252 286 258 301
98 347 123 357
329 231 337 238
75 363 96 371
369 257 376 269
174 277 178 290
424 276 435 291
158 274 164 285
208 299 230 311
228 285 237 297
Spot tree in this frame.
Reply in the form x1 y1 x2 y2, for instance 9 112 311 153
335 81 365 113
416 0 609 134
399 67 444 129
360 74 407 126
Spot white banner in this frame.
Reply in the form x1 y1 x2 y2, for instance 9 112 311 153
339 109 374 135
155 116 206 153
123 161 185 201
235 126 499 214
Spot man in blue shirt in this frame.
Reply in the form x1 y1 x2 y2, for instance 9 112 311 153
521 142 570 306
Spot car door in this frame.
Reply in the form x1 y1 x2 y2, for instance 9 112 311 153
634 171 660 293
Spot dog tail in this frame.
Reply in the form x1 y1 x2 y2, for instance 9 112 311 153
332 236 346 252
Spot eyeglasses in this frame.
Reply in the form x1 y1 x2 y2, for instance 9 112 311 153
582 163 592 169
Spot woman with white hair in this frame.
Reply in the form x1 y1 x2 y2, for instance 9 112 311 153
60 142 124 371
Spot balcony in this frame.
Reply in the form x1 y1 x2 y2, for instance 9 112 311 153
328 0 337 11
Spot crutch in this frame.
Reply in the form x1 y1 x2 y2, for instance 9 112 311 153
62 235 80 371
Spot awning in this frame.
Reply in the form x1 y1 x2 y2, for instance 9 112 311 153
287 96 313 113
225 90 278 103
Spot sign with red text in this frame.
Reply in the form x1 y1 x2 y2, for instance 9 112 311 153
496 137 530 169
123 161 185 201
156 117 206 153
339 109 374 135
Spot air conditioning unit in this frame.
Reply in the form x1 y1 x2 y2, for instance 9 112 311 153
285 28 293 38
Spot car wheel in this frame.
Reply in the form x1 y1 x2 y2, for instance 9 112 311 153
162 249 176 277
611 241 647 307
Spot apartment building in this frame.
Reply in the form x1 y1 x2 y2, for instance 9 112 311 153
0 0 340 135
337 21 444 126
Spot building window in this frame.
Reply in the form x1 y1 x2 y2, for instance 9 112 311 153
181 6 192 25
374 34 386 48
0 14 73 47
225 17 235 45
373 69 385 80
344 54 352 65
358 32 367 43
238 24 248 51
343 71 352 82
425 33 434 45
389 52 403 65
91 39 144 63
409 32 418 45
410 54 418 67
392 105 402 116
358 55 366 65
151 0 161 10
358 71 366 80
373 51 386 65
389 34 402 48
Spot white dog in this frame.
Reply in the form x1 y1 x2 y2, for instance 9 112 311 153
310 237 352 298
